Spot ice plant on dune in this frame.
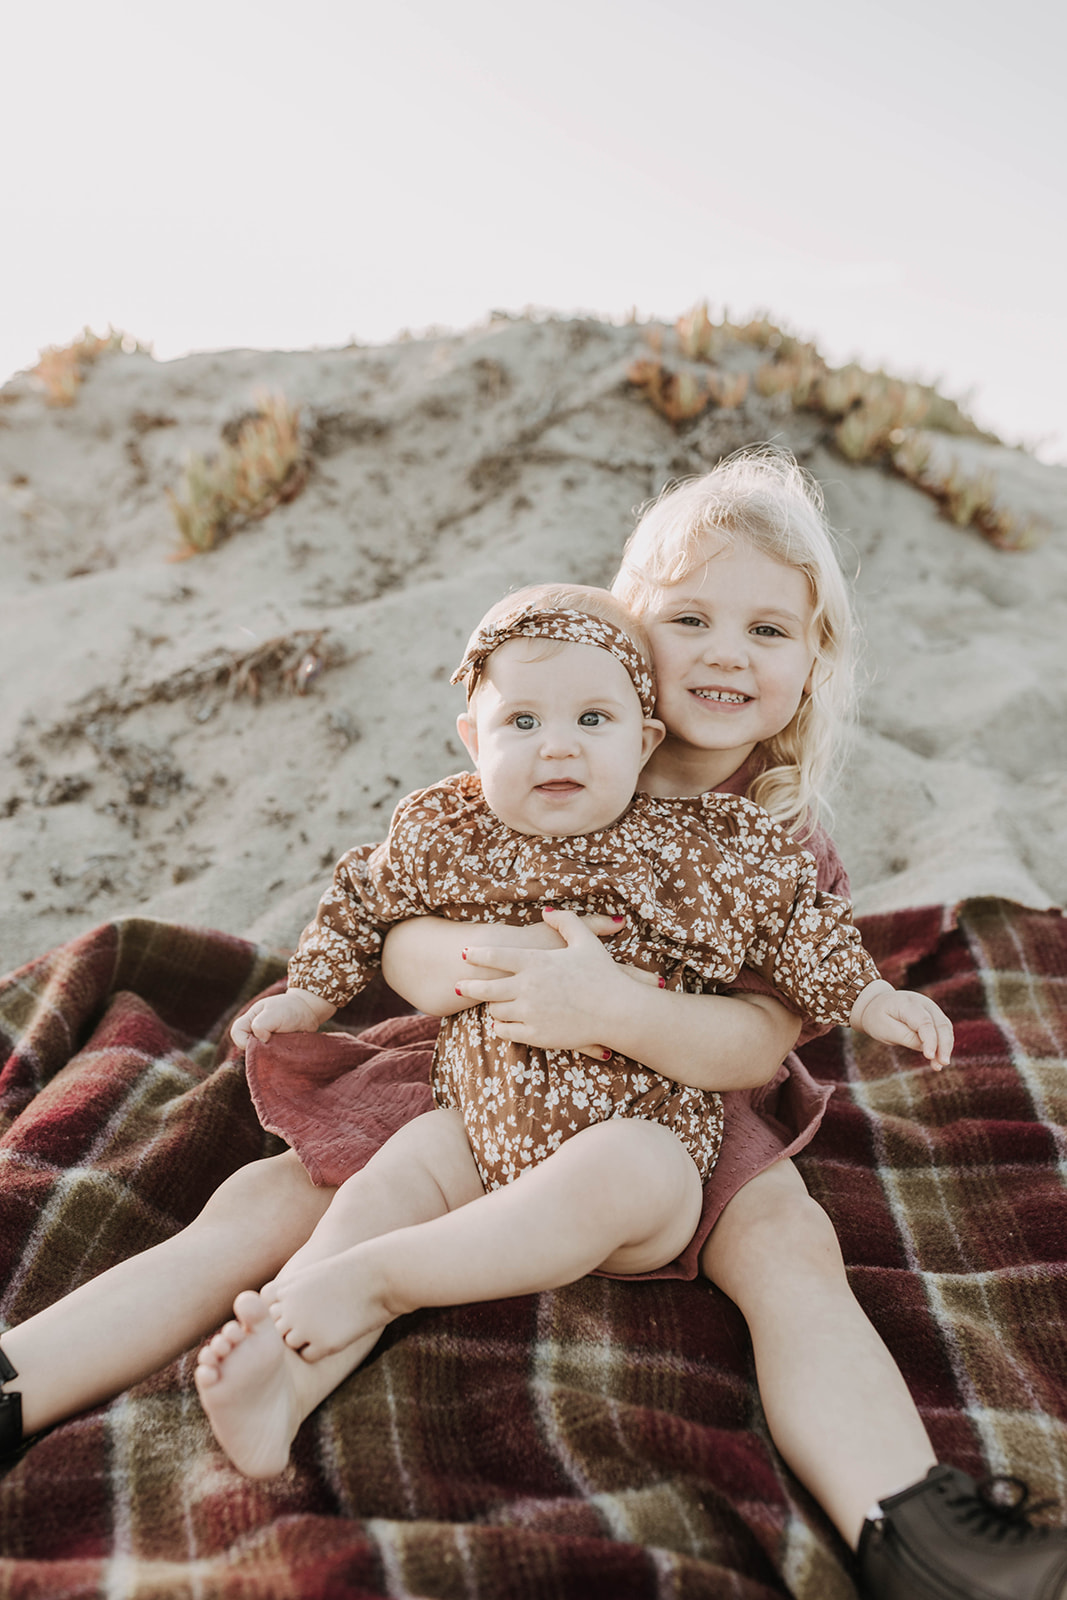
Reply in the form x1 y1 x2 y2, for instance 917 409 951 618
675 301 721 362
627 304 751 423
167 391 308 555
628 300 1042 550
626 359 716 423
890 432 1048 551
31 327 145 407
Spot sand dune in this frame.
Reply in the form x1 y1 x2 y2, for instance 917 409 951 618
1 314 1064 975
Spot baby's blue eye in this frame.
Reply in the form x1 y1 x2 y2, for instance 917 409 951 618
578 711 605 727
514 713 538 730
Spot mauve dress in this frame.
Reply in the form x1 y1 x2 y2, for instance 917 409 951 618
246 756 854 1281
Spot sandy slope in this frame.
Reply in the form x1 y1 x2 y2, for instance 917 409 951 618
1 314 1064 976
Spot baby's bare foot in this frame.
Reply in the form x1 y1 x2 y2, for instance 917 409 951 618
195 1290 303 1478
268 1254 391 1361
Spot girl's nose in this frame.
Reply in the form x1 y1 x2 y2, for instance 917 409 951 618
700 629 748 669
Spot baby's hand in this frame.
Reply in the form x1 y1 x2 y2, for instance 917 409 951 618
230 987 336 1049
850 980 953 1070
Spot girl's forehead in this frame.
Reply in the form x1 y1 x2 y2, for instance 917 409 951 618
648 541 815 614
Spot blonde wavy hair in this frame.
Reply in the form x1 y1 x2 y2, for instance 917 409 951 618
612 447 856 837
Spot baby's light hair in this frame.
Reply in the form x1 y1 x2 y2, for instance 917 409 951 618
612 446 855 837
465 583 655 700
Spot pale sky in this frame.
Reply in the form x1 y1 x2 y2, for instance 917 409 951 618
5 0 1064 458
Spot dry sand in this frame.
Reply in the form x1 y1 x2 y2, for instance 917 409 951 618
2 314 1065 977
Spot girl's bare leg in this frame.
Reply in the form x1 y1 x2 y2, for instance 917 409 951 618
195 1107 484 1477
700 1158 936 1550
0 1151 335 1436
270 1118 703 1361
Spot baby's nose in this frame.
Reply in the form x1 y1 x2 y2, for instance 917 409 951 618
539 725 581 756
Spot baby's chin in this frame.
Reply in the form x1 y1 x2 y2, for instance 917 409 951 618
498 798 635 838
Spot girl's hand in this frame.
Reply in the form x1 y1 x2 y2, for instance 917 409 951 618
455 908 661 1060
850 981 953 1069
382 911 629 1016
453 913 627 982
230 987 336 1049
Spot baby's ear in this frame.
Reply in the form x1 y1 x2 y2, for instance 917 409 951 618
456 712 479 765
640 717 666 764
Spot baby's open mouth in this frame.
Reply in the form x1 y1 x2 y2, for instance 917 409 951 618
692 689 750 704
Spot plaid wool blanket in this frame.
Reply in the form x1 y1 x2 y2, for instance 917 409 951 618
1 900 1066 1599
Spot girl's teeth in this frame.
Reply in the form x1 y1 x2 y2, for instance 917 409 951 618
696 690 748 703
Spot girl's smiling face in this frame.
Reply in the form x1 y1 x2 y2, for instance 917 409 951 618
639 538 817 795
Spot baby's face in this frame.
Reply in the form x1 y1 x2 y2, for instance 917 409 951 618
457 638 664 837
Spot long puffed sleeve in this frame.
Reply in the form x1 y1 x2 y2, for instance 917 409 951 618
286 783 466 1008
714 813 853 1046
703 795 881 1024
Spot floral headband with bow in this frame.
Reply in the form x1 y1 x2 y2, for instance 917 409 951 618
450 603 656 720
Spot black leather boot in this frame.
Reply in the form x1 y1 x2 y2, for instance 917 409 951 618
0 1346 22 1457
859 1464 1067 1599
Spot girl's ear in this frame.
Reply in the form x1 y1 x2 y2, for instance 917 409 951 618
456 711 479 766
640 718 666 765
803 655 823 696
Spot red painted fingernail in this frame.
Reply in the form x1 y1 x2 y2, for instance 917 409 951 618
544 904 556 912
461 948 468 960
658 976 666 988
612 915 625 923
602 1050 612 1061
455 986 463 996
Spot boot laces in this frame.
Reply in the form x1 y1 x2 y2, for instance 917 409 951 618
947 1476 1056 1545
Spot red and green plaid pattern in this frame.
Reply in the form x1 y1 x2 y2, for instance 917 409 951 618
1 899 1066 1599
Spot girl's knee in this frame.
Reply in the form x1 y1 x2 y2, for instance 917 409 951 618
201 1151 329 1224
701 1161 844 1291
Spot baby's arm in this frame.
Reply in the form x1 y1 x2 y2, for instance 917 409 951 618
231 987 336 1049
850 979 954 1069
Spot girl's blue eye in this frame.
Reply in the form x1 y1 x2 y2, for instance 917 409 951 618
514 713 538 730
675 614 705 627
752 624 784 638
578 711 605 727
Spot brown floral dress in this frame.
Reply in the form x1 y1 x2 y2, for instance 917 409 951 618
286 773 879 1192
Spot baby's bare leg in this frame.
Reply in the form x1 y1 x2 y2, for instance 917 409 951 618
262 1107 486 1300
1 1151 334 1436
195 1108 483 1477
270 1118 703 1360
